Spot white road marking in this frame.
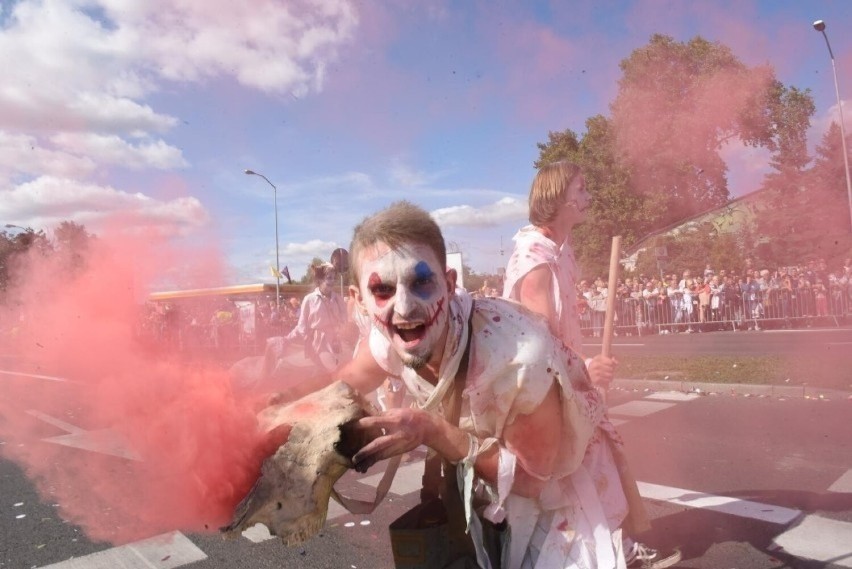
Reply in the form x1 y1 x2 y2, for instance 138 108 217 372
829 469 852 493
828 342 852 346
645 392 701 402
637 481 800 525
584 343 645 347
608 400 676 417
610 417 629 427
39 531 206 569
773 515 852 568
26 410 141 461
0 369 67 382
360 461 424 497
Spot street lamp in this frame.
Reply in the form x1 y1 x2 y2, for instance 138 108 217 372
813 19 852 233
245 169 281 310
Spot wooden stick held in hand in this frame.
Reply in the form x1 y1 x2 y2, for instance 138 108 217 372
601 236 622 359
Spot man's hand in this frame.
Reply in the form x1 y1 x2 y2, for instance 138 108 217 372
350 408 437 472
586 354 618 388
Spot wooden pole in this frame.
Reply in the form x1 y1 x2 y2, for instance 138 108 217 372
601 236 622 359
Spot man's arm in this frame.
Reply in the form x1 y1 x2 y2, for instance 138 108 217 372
517 265 557 336
352 381 563 499
518 266 616 387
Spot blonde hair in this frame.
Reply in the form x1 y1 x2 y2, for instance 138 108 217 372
528 161 584 227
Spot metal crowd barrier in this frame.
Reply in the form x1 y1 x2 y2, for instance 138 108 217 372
580 287 851 336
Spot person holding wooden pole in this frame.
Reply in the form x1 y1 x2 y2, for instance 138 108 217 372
503 160 681 569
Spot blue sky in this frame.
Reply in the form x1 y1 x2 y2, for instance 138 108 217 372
1 0 851 287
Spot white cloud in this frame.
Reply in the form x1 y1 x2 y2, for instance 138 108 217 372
51 133 187 170
282 239 340 257
0 132 97 182
0 0 358 243
1 176 209 237
389 161 430 188
431 197 528 227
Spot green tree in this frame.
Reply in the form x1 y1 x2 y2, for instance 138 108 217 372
536 34 817 275
753 120 852 269
534 129 580 170
0 226 50 293
611 34 814 225
53 221 95 277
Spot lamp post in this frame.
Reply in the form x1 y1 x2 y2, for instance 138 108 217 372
245 169 281 310
813 19 852 233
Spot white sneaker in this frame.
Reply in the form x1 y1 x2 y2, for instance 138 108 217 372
625 542 682 569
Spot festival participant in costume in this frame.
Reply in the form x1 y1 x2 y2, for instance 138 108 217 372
334 201 626 568
271 263 348 373
502 161 681 569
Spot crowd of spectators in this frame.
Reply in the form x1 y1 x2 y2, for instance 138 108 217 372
132 257 852 355
577 257 852 336
137 295 305 356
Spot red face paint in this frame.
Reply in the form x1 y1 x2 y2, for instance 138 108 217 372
367 272 392 308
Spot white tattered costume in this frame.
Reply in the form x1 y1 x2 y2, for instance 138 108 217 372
368 291 627 568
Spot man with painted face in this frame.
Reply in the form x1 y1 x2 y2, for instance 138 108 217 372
502 161 680 569
280 262 348 372
339 201 628 568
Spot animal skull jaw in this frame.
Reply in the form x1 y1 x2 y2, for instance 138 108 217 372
221 381 375 545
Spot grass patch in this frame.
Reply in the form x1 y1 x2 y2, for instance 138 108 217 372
618 354 852 391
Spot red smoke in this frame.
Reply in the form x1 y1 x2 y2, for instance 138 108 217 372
0 223 270 544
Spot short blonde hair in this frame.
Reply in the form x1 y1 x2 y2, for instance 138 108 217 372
528 161 583 226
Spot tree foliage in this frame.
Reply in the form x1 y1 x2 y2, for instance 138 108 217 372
0 226 51 293
754 121 852 268
535 34 817 278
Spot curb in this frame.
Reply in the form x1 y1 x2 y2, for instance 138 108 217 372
612 378 852 400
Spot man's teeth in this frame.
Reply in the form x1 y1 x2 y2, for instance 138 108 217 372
394 323 422 330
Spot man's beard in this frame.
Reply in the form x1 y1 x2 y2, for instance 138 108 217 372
401 351 431 370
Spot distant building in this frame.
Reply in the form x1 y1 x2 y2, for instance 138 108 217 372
622 188 773 271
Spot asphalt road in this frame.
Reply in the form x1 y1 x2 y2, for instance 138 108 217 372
2 357 852 568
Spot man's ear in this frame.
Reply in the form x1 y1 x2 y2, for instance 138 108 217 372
446 268 458 295
349 284 367 313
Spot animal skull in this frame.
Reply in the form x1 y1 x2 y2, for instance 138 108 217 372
221 380 376 545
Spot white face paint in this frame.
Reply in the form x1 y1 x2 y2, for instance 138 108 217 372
354 241 453 370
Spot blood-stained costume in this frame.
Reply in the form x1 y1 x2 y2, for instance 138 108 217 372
502 225 650 551
368 290 627 568
503 226 584 348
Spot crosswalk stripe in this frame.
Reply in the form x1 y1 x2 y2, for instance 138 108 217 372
608 400 676 417
644 392 702 402
39 531 206 568
773 515 852 568
637 481 801 524
829 469 852 493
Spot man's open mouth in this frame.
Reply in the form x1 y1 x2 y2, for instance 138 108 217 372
393 322 426 344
